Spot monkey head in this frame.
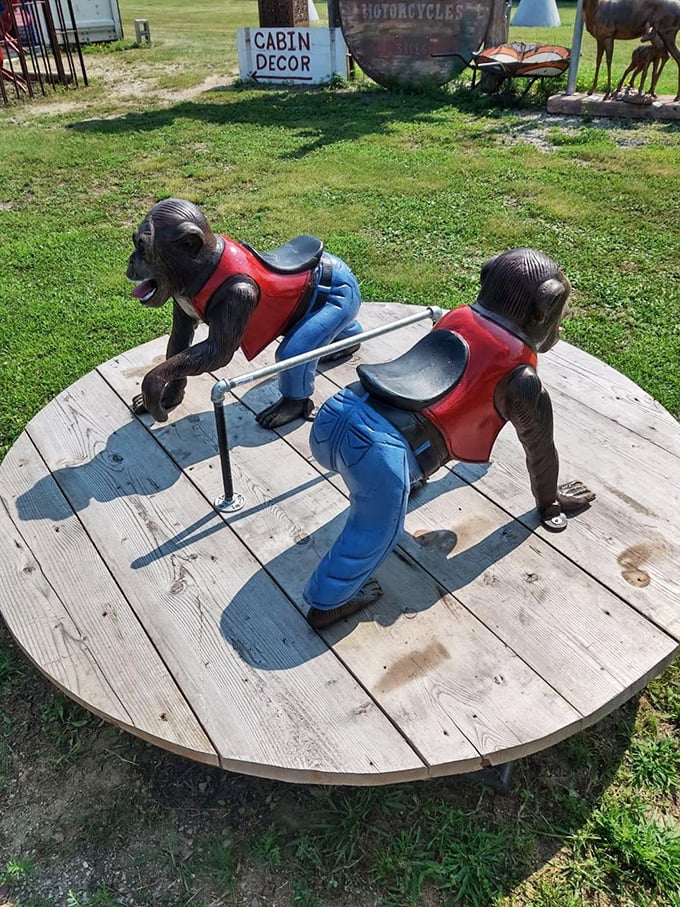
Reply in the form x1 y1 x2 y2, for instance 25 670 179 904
127 198 221 308
475 248 571 353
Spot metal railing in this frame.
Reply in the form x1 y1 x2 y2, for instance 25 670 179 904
210 305 444 512
1 0 87 104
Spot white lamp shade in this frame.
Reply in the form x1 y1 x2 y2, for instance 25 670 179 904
512 0 561 27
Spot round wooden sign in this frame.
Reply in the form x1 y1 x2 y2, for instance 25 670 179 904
339 0 493 87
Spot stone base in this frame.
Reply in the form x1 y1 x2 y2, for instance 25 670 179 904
547 92 680 120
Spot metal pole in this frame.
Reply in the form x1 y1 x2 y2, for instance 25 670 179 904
63 0 88 86
52 0 78 86
17 1 43 94
213 399 244 513
7 2 33 96
566 0 584 96
213 306 444 399
210 305 444 512
326 0 340 28
0 52 8 104
28 0 50 95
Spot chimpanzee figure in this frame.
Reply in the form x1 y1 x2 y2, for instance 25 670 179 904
127 198 362 427
303 248 596 628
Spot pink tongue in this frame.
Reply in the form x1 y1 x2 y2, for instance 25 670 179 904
132 279 155 299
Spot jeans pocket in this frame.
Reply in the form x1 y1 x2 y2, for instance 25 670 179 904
341 426 371 468
310 403 338 445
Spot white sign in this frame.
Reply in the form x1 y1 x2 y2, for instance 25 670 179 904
238 27 347 85
48 0 123 43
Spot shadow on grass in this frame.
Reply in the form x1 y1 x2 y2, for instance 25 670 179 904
65 78 680 176
64 81 554 157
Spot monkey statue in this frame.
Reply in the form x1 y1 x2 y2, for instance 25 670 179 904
127 198 363 427
303 248 596 628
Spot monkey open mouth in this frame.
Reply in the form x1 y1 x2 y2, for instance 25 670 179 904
131 279 158 303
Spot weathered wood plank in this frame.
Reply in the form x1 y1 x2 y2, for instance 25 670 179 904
454 390 680 640
0 493 131 726
542 342 680 458
51 300 680 776
325 562 584 774
23 371 427 784
400 473 677 722
206 305 678 717
220 362 677 746
0 433 219 764
100 347 584 773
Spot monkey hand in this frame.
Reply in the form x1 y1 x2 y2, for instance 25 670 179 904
540 480 595 532
558 480 596 511
140 373 170 423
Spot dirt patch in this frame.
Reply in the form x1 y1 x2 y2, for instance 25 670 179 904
4 53 238 124
485 110 680 152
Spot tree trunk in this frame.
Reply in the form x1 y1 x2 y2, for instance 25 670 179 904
480 0 510 93
257 0 309 28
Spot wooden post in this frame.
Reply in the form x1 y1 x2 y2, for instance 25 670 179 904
484 0 511 44
257 0 309 28
327 0 341 28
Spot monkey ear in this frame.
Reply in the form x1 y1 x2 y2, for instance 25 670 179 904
175 223 205 257
533 278 567 324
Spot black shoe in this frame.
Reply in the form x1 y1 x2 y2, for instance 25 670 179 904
306 578 383 628
319 342 361 364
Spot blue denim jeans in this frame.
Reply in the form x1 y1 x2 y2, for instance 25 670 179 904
277 254 362 400
303 387 422 611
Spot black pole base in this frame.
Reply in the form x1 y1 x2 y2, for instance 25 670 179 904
458 761 515 794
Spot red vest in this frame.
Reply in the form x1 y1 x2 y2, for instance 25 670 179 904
424 306 537 463
191 237 315 360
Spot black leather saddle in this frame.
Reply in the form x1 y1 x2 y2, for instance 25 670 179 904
357 329 469 411
240 235 324 275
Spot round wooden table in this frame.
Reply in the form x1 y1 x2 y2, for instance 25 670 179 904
1 303 678 785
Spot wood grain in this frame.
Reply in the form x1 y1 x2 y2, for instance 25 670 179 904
101 338 591 773
0 432 220 762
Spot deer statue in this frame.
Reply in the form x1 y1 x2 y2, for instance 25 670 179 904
615 26 670 96
583 0 680 99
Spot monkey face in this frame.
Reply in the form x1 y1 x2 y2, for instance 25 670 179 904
127 216 178 308
126 199 215 308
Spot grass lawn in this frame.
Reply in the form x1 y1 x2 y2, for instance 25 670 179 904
0 2 679 906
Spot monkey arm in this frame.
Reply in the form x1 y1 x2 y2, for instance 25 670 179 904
132 304 198 416
166 302 197 358
495 366 560 514
141 277 259 422
495 365 594 530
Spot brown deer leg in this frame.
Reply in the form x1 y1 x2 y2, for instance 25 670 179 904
649 58 667 97
638 61 650 94
660 33 680 100
604 39 614 98
616 62 635 94
589 43 605 95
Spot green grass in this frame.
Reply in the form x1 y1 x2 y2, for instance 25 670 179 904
628 736 680 794
0 2 679 906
